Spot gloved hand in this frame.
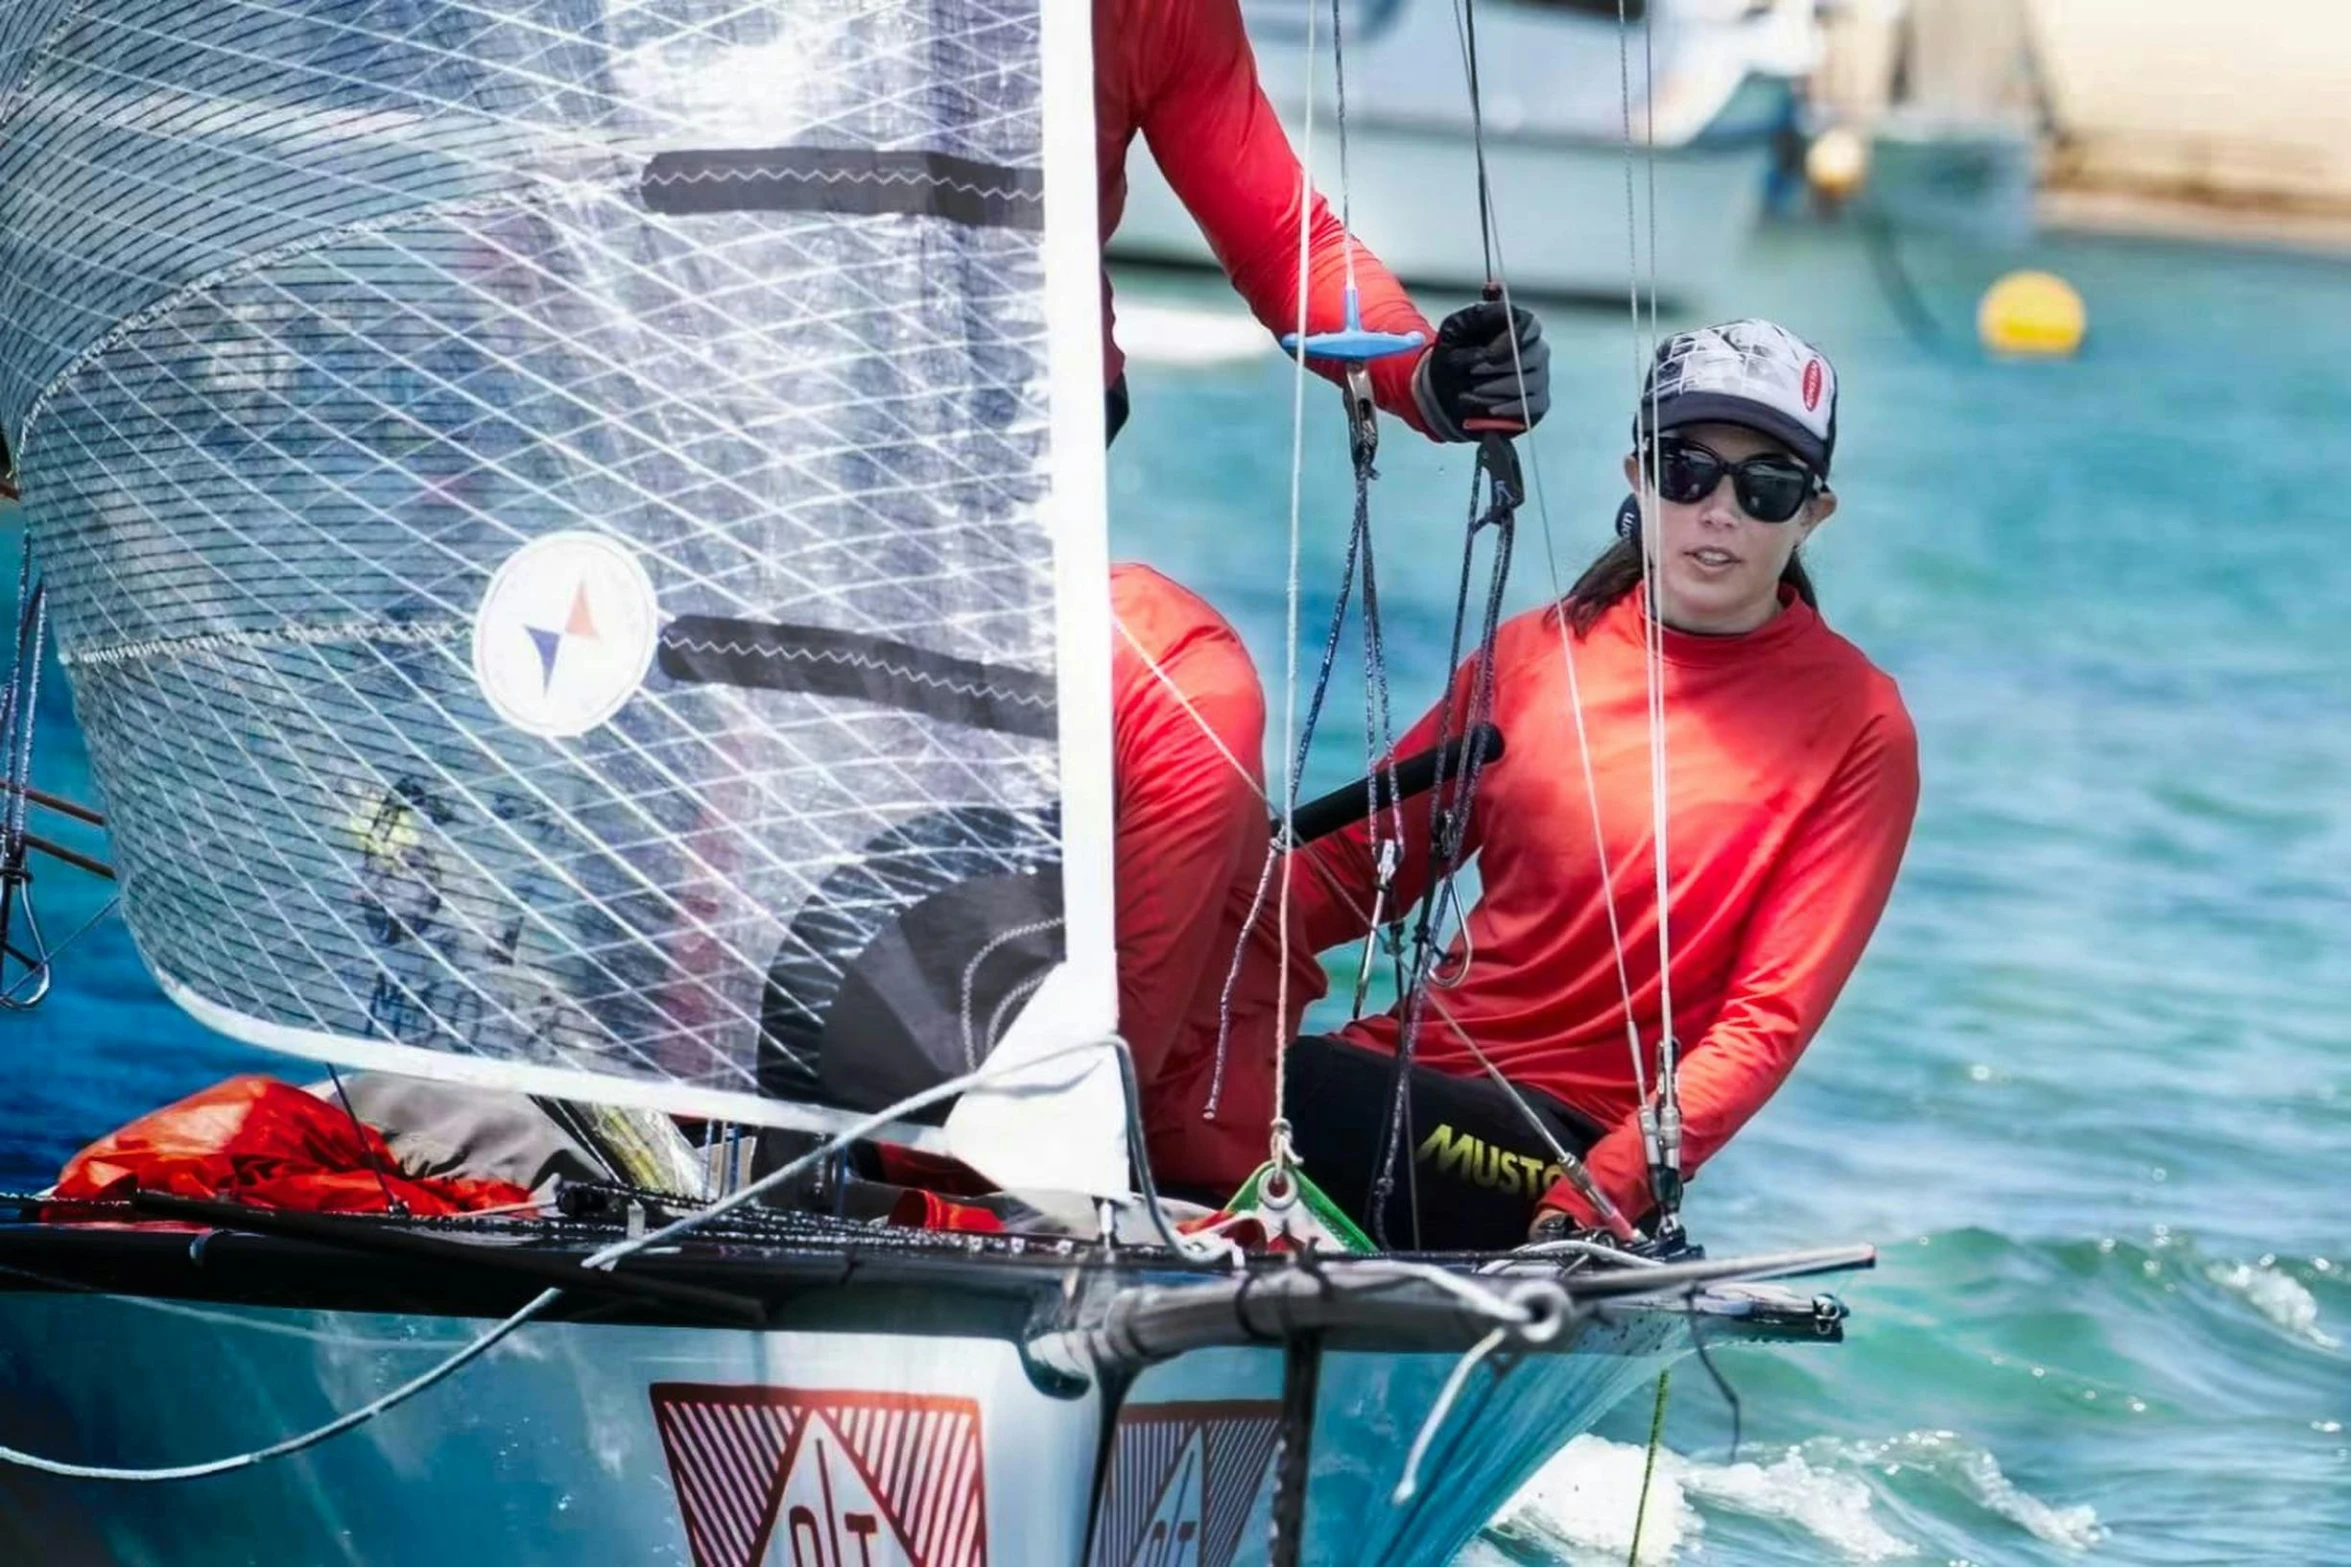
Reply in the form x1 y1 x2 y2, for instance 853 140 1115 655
1530 1182 1638 1244
1412 299 1551 441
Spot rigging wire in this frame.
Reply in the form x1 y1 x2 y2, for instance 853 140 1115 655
0 545 57 1009
1345 0 1539 1248
1269 0 1324 1181
1635 0 1687 1237
1459 0 1498 282
0 891 113 1008
1216 0 1419 1168
1626 1369 1672 1566
1123 617 1618 1232
324 1062 406 1217
1368 434 1518 1246
1613 0 1686 1236
1330 0 1360 299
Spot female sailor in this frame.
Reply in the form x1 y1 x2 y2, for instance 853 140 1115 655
1178 321 1920 1248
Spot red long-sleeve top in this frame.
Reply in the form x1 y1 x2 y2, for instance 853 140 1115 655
1291 590 1920 1223
1094 0 1435 432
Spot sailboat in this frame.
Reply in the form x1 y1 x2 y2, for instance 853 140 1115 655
1109 0 1822 305
0 3 1865 1563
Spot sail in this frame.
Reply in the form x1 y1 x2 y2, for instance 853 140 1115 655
0 1 1123 1191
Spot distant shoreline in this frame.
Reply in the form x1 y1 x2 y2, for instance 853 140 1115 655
2040 185 2351 258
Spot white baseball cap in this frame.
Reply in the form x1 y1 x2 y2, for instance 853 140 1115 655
1633 319 1839 477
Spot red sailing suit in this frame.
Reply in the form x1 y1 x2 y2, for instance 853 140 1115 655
1202 589 1920 1220
1108 564 1279 1189
1093 0 1435 431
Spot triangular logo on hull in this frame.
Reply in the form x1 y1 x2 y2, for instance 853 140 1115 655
650 1385 987 1567
773 1418 917 1566
1088 1401 1282 1567
1129 1429 1207 1567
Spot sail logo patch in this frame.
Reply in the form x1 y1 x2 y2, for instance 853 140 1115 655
1087 1401 1281 1567
472 532 658 738
650 1384 987 1567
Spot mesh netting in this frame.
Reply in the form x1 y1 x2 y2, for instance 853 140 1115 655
0 1 1084 1111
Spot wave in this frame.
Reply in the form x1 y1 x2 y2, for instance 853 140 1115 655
2203 1257 2340 1349
1852 1226 2345 1394
1478 1427 2102 1565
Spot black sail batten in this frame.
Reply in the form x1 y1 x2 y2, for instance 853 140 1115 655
658 617 1058 741
640 148 1046 231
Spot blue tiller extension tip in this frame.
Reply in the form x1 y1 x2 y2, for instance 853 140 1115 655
1280 285 1427 362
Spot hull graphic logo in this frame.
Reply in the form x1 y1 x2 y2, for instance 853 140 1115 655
650 1384 987 1567
1088 1401 1281 1567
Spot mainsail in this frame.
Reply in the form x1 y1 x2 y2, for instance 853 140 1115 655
0 1 1122 1191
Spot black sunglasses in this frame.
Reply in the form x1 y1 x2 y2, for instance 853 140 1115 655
1645 436 1820 524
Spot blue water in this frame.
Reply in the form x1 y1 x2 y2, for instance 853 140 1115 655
1 224 2345 1563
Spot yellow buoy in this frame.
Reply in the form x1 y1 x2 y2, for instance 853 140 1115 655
1978 270 2087 358
1805 125 1870 204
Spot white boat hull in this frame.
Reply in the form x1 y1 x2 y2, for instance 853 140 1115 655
0 1227 1838 1565
1112 101 1781 308
1107 0 1814 307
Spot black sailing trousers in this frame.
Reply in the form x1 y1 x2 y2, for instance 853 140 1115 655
1281 1033 1602 1252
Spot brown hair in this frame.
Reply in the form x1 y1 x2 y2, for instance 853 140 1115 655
1561 524 1818 637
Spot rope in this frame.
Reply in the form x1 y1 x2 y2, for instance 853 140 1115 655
1394 1325 1506 1504
1268 1327 1324 1567
1627 1368 1671 1565
1121 616 1601 1234
1367 444 1517 1246
324 1063 406 1218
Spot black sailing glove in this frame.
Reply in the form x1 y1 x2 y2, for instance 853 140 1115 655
1411 299 1551 441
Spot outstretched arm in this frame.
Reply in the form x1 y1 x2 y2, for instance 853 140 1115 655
1135 0 1437 434
1545 702 1922 1230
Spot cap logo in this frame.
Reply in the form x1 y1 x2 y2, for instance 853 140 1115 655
1800 358 1824 412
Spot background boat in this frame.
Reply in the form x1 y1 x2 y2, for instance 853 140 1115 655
1811 0 2043 248
1108 0 1821 306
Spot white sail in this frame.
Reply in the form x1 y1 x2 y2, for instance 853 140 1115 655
0 0 1124 1191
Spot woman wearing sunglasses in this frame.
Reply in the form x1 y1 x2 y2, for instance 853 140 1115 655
1214 319 1920 1250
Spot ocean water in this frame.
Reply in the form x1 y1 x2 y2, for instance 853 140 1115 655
0 223 2344 1564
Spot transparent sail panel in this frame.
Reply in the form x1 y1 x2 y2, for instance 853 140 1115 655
0 0 1115 1149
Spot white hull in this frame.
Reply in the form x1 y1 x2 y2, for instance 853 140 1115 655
1113 109 1780 307
0 1226 1843 1565
1107 0 1816 305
